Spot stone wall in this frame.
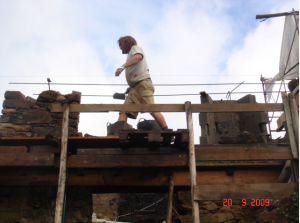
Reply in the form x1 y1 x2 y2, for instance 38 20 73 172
0 186 93 223
0 90 81 137
177 191 292 223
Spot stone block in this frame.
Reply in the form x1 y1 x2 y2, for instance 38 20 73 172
1 109 17 114
218 213 235 222
0 123 32 132
65 91 81 103
200 214 219 223
0 114 11 123
4 91 26 100
25 96 36 103
23 110 52 124
37 90 61 102
216 121 240 136
3 99 34 109
237 94 256 103
69 112 79 119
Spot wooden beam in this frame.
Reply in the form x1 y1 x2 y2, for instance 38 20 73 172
166 174 174 223
30 145 60 153
63 152 188 168
282 92 298 159
195 145 293 160
0 146 27 153
194 183 296 200
0 153 54 166
277 160 292 183
288 93 299 148
0 168 282 186
50 103 283 113
55 103 70 223
185 101 200 223
77 148 172 155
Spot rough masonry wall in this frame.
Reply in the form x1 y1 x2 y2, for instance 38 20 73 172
0 90 81 137
0 186 93 223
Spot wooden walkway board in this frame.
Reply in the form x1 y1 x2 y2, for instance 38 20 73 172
194 183 296 200
0 153 54 166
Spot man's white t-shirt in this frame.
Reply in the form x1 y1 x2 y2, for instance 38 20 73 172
125 45 150 87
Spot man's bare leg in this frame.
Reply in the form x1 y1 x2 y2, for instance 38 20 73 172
118 113 128 122
151 112 168 129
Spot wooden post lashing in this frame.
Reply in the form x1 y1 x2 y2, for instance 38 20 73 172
185 101 200 223
288 93 299 148
166 174 174 223
54 103 70 223
281 92 298 159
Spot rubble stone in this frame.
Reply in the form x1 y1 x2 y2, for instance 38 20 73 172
0 114 11 123
1 109 17 114
0 123 32 132
4 91 26 100
23 110 52 124
37 90 61 102
3 99 34 109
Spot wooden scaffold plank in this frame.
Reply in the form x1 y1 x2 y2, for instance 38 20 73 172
54 103 70 223
185 101 200 223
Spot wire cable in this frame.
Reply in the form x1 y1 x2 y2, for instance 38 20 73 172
11 82 284 86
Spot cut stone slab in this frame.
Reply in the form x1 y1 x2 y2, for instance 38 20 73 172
23 110 52 124
0 123 32 132
37 90 61 102
3 99 34 109
4 91 26 100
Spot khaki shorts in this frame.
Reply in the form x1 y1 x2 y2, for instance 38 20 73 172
122 79 155 119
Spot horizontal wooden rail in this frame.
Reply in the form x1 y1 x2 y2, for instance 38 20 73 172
194 183 295 200
50 103 284 113
0 168 283 186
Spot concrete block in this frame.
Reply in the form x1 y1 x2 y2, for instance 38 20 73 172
253 112 269 124
200 91 213 104
237 94 256 103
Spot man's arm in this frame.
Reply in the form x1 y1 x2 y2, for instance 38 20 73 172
115 54 143 76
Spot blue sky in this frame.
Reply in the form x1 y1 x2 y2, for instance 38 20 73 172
0 0 298 141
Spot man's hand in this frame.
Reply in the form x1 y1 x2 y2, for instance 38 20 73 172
115 67 124 77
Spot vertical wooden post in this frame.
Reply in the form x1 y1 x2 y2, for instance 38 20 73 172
185 101 200 223
288 93 299 148
282 92 298 159
54 103 70 223
166 174 174 223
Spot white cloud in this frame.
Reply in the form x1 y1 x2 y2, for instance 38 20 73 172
0 0 298 141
